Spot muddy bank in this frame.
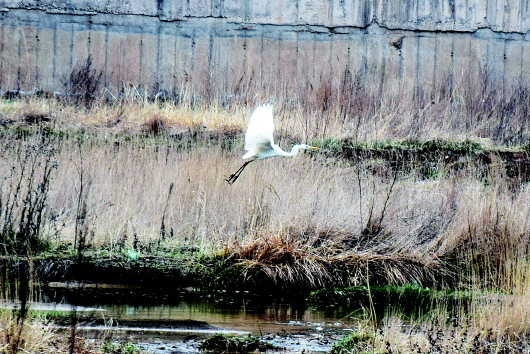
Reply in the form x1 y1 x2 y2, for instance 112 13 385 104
0 249 450 298
319 138 530 182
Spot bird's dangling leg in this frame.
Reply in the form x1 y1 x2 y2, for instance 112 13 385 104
225 161 252 185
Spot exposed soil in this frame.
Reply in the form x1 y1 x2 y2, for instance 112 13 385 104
322 139 530 182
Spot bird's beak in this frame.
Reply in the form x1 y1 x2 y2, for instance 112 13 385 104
307 146 319 151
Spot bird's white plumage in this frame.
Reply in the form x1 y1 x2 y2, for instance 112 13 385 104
225 104 318 184
243 104 275 159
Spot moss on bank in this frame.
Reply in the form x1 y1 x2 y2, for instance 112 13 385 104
199 334 277 353
318 137 530 181
0 246 449 297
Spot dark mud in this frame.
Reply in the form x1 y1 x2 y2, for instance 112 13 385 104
320 138 530 182
0 251 450 298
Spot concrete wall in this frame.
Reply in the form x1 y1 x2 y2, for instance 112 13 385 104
0 0 528 96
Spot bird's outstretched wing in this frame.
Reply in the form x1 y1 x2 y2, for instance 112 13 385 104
243 104 274 158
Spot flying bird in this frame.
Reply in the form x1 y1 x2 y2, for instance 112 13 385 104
225 104 319 185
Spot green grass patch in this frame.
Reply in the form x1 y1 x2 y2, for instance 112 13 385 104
101 340 142 354
330 330 374 354
199 334 277 353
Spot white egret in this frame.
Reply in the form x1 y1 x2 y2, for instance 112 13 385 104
226 104 319 184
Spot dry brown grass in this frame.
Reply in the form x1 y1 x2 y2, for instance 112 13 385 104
335 264 530 353
339 313 530 353
0 310 60 353
142 113 167 135
1 133 527 290
1 66 527 146
346 281 530 353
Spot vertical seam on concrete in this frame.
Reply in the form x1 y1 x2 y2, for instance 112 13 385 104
433 33 438 96
328 37 332 82
486 0 491 28
329 0 334 26
156 23 162 91
294 31 299 91
277 31 281 92
17 27 22 89
380 0 387 26
0 20 4 87
502 39 507 99
243 0 249 22
69 24 74 70
173 23 178 94
242 36 248 93
103 25 109 88
449 0 456 25
259 29 264 90
23 26 32 89
190 29 196 84
52 22 57 89
397 34 403 78
36 27 40 87
87 16 92 63
502 0 507 31
207 32 214 93
414 0 420 24
361 29 368 76
139 30 144 88
517 0 524 32
467 32 473 81
449 36 455 90
346 32 351 74
379 36 386 96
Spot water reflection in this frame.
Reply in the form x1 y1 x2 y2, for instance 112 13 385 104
39 286 355 335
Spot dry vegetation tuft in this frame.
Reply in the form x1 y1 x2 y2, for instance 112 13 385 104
142 114 167 135
0 311 56 353
332 264 530 353
0 310 96 353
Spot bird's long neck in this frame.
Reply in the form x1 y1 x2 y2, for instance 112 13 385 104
286 144 304 157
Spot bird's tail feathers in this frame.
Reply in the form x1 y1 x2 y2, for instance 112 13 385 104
242 150 256 159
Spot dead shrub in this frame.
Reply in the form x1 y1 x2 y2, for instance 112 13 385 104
22 111 51 125
232 232 335 288
63 55 103 109
0 310 57 353
143 114 167 135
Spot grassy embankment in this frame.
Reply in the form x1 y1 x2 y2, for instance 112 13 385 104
0 66 529 352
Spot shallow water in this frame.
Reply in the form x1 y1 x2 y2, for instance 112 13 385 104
34 286 357 353
2 281 469 352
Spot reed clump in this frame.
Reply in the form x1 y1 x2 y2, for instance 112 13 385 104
0 310 57 353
